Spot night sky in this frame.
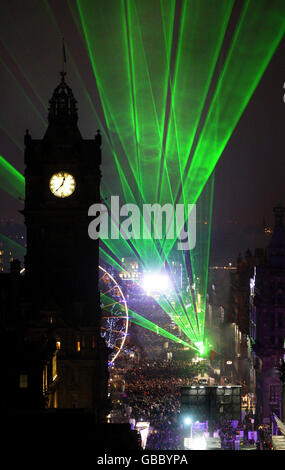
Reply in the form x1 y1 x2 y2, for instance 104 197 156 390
0 1 284 265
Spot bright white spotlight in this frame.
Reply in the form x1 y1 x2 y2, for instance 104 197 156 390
184 417 192 425
143 272 169 293
191 436 207 450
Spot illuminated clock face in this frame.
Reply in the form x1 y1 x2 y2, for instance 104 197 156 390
49 172 76 198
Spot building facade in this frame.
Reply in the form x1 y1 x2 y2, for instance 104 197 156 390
1 71 109 422
230 248 265 394
250 206 285 425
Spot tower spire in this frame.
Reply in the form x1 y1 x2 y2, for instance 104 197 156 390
44 44 81 142
62 37 67 77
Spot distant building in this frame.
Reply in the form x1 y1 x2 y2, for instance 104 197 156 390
0 241 4 271
119 257 142 282
250 206 285 425
168 256 188 291
117 254 188 297
229 248 265 393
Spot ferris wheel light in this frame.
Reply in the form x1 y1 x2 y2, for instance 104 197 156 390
99 265 129 364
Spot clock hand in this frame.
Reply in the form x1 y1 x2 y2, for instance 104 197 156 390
55 177 65 193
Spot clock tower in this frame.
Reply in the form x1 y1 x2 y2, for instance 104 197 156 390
23 71 109 418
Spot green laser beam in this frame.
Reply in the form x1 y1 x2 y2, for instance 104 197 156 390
0 155 25 200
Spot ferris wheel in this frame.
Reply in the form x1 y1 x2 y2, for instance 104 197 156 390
99 265 129 364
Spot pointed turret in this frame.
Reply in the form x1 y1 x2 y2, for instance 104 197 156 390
44 71 82 143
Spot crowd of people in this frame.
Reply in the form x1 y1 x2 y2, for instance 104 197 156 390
123 360 192 450
257 426 273 450
109 312 274 451
110 356 274 450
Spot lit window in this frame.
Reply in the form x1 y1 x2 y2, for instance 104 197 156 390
52 355 57 380
76 340 81 352
19 374 28 388
43 367 47 392
56 341 61 350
